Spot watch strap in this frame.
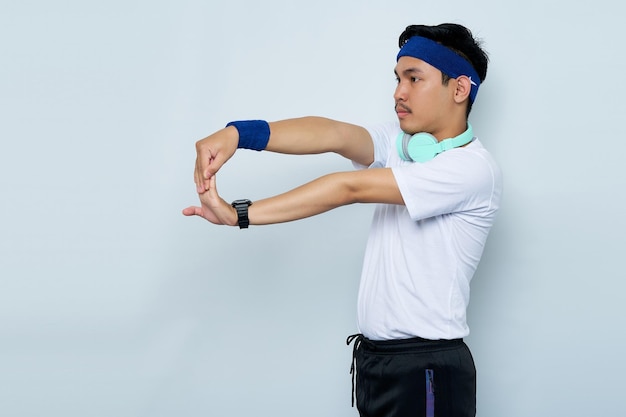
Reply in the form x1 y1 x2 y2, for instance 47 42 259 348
231 199 252 229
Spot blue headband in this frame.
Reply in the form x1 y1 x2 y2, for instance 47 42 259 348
397 36 481 102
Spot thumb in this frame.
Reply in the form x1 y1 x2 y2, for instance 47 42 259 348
207 175 218 197
182 206 202 216
204 154 226 180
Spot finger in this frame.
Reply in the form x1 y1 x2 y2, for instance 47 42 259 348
198 157 215 193
182 206 202 216
204 154 222 182
194 157 202 193
207 175 219 199
196 157 209 194
195 143 214 193
204 154 225 192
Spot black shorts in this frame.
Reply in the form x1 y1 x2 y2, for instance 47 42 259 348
347 335 476 417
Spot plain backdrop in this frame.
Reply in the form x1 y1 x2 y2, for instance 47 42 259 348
1 1 625 416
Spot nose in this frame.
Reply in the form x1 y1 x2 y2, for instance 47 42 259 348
394 81 407 103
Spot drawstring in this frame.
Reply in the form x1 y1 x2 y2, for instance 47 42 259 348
346 333 365 407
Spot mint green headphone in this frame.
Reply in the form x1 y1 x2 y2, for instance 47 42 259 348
396 124 474 162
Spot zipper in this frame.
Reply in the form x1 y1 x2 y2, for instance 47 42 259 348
426 369 435 417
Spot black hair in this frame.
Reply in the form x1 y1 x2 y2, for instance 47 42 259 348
399 23 489 115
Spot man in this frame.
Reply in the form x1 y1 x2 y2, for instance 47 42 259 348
183 23 502 417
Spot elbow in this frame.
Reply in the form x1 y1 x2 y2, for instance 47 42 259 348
334 169 404 206
335 172 365 205
319 172 360 207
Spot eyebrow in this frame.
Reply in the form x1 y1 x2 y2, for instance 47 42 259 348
394 67 425 77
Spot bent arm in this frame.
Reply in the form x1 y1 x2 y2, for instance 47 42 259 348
194 116 374 194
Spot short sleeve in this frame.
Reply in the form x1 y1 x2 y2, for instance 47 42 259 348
392 141 502 221
352 121 400 170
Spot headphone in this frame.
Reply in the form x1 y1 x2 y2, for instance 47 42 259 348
396 124 474 162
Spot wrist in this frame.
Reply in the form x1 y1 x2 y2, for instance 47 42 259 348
224 125 240 145
231 199 253 229
225 120 270 151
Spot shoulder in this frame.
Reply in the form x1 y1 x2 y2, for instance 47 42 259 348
393 139 501 207
363 121 402 143
354 121 402 170
462 139 502 186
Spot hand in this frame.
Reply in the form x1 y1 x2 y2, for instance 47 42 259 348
182 176 238 226
194 126 238 193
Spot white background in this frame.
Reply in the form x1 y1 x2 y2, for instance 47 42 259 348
1 1 624 416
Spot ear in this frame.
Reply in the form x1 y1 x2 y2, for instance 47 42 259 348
454 76 472 103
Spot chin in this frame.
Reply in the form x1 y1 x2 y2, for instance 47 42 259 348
399 120 421 135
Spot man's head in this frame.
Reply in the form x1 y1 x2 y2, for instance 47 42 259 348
394 23 488 137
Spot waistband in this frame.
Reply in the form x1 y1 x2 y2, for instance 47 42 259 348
355 335 464 353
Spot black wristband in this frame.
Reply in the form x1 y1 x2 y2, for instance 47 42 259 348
231 199 253 229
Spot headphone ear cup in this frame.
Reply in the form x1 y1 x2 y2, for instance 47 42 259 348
396 124 474 163
396 132 411 161
396 132 439 162
406 132 439 162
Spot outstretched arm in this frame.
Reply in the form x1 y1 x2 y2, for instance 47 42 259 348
183 167 402 226
193 117 374 193
264 117 374 164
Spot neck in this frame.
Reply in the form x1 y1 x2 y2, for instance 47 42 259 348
432 119 468 142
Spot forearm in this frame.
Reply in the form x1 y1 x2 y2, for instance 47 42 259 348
248 173 352 225
248 169 402 225
267 117 374 166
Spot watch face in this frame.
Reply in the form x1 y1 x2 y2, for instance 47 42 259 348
231 199 251 229
232 199 252 207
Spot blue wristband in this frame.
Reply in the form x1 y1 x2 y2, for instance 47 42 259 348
225 120 270 151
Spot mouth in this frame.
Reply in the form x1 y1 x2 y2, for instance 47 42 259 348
395 104 411 118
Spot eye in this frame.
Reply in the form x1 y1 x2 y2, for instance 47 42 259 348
411 76 420 83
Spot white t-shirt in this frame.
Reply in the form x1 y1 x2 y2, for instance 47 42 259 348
355 121 503 341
